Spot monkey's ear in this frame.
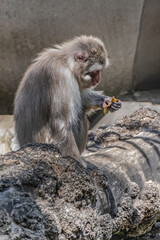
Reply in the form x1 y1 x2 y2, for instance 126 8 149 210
74 51 89 62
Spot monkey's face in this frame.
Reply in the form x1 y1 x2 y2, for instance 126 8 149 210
68 38 109 89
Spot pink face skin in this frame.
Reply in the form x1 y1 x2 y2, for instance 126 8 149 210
89 70 100 86
74 50 108 89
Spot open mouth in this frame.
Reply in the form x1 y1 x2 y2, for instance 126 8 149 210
87 70 100 86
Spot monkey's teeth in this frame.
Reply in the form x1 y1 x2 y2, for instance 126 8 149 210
84 75 91 81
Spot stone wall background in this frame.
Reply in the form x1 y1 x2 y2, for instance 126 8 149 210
0 0 160 114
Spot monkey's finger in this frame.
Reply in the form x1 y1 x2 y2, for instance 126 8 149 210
111 102 121 108
109 107 119 112
117 100 122 106
110 105 121 111
109 102 122 111
112 101 122 108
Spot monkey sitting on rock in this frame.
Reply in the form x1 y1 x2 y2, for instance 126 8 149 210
14 35 121 163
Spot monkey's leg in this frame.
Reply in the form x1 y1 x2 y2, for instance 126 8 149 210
58 131 87 167
50 120 86 167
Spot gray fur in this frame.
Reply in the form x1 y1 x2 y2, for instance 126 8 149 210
14 35 121 161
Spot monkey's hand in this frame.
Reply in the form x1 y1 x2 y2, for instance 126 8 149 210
102 96 122 114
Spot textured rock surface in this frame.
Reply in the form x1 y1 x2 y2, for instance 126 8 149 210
85 107 160 239
0 108 160 239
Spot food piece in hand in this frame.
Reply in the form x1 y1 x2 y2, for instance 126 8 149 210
103 96 121 115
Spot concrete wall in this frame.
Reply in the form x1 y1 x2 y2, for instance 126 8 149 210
133 0 160 90
0 0 160 114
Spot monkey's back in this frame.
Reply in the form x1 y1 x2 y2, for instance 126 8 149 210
14 53 57 146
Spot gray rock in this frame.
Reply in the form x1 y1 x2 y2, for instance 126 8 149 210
0 108 160 239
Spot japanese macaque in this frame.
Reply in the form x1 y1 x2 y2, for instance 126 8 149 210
14 35 121 163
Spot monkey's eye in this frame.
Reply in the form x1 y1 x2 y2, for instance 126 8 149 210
77 56 84 61
75 52 89 63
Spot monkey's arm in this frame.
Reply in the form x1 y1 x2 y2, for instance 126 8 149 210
82 89 122 112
